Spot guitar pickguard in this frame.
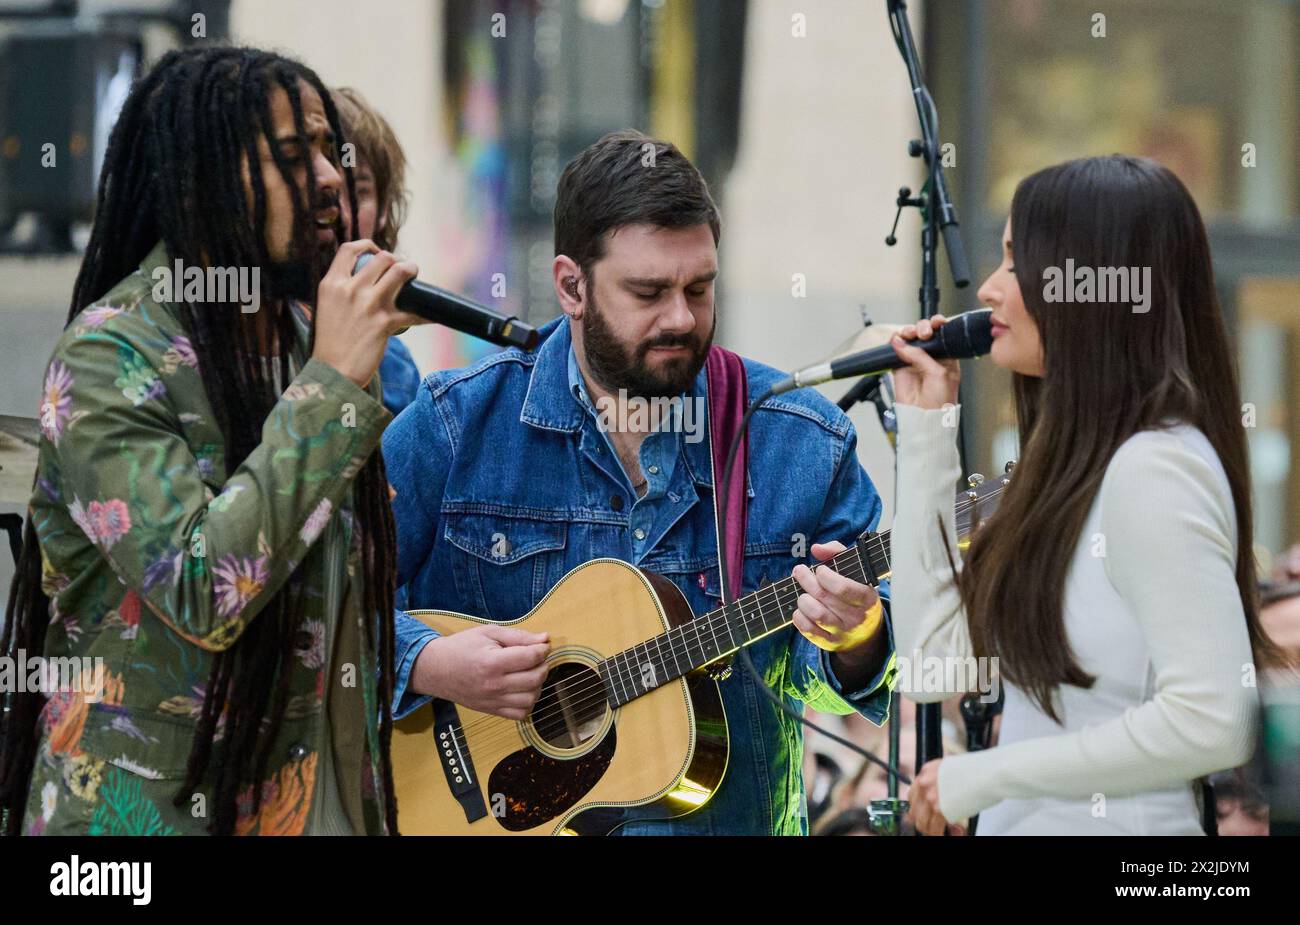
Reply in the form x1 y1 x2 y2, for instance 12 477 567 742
488 729 618 832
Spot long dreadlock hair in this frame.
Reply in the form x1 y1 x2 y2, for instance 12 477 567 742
1 46 400 835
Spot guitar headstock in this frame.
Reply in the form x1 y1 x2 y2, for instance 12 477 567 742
850 461 1015 584
955 460 1014 549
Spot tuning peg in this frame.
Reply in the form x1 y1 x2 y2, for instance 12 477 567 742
1004 460 1016 474
967 473 985 490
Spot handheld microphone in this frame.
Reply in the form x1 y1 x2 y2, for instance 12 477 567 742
353 253 539 350
771 308 993 396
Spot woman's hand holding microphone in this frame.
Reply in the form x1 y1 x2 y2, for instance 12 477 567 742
889 314 962 409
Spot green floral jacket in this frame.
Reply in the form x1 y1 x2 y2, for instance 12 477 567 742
22 243 393 835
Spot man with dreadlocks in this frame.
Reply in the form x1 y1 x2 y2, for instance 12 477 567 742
0 45 426 835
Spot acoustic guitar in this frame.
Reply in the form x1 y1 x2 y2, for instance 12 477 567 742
392 465 1012 834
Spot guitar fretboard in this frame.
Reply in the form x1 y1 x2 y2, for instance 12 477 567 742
595 474 1008 709
597 536 892 708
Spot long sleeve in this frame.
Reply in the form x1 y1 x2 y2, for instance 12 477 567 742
783 418 895 723
383 378 454 717
391 610 440 719
936 431 1259 823
889 403 974 698
49 324 389 652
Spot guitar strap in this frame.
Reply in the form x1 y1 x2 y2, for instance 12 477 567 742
704 345 750 682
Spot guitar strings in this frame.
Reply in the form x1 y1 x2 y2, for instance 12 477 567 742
439 567 862 758
439 482 1005 753
433 483 1006 753
440 553 875 754
438 483 1005 750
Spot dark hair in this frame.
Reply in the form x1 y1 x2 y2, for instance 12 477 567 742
331 87 408 252
958 154 1282 721
554 129 720 279
1209 768 1269 822
1 46 400 835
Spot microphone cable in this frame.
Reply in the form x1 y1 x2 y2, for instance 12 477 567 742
714 385 912 789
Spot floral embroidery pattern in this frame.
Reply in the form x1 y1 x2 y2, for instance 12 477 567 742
41 781 58 821
299 498 332 546
76 305 124 331
235 752 318 836
40 554 71 599
160 334 199 374
43 669 125 757
142 549 184 592
115 351 166 407
29 245 391 834
157 685 207 721
40 360 74 446
295 619 326 670
109 588 141 640
212 554 270 618
209 484 246 513
65 753 104 802
88 767 176 836
68 497 132 550
282 381 324 402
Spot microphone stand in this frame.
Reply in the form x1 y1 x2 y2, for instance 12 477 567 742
836 331 905 835
839 0 972 835
959 687 1004 834
889 0 968 836
886 0 971 309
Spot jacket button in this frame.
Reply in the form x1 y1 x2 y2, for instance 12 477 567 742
610 495 624 512
288 744 309 762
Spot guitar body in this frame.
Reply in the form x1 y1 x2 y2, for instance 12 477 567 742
392 558 729 835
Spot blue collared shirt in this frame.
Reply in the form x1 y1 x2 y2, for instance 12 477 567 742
565 347 689 562
385 318 895 834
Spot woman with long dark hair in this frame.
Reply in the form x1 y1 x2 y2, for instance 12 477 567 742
0 46 423 835
888 155 1282 835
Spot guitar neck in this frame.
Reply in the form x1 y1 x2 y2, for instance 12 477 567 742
596 471 1011 709
599 535 892 708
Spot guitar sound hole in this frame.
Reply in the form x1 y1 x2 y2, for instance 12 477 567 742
531 662 609 750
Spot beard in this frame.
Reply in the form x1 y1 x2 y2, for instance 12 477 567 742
262 196 342 304
580 288 715 400
260 256 318 304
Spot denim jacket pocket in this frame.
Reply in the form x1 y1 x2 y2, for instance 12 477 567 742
442 512 569 621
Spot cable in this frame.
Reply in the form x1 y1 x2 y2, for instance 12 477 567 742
715 385 912 788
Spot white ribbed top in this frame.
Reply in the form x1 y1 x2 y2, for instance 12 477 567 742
890 404 1258 835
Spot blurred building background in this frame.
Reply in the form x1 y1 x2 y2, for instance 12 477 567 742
2 0 933 591
1 0 1298 830
928 0 1300 568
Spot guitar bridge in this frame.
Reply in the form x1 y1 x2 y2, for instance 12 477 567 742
432 698 487 824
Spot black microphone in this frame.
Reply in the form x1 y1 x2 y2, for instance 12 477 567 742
353 253 539 350
771 308 993 396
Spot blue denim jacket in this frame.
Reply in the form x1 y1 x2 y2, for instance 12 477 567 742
384 318 895 835
379 335 421 416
